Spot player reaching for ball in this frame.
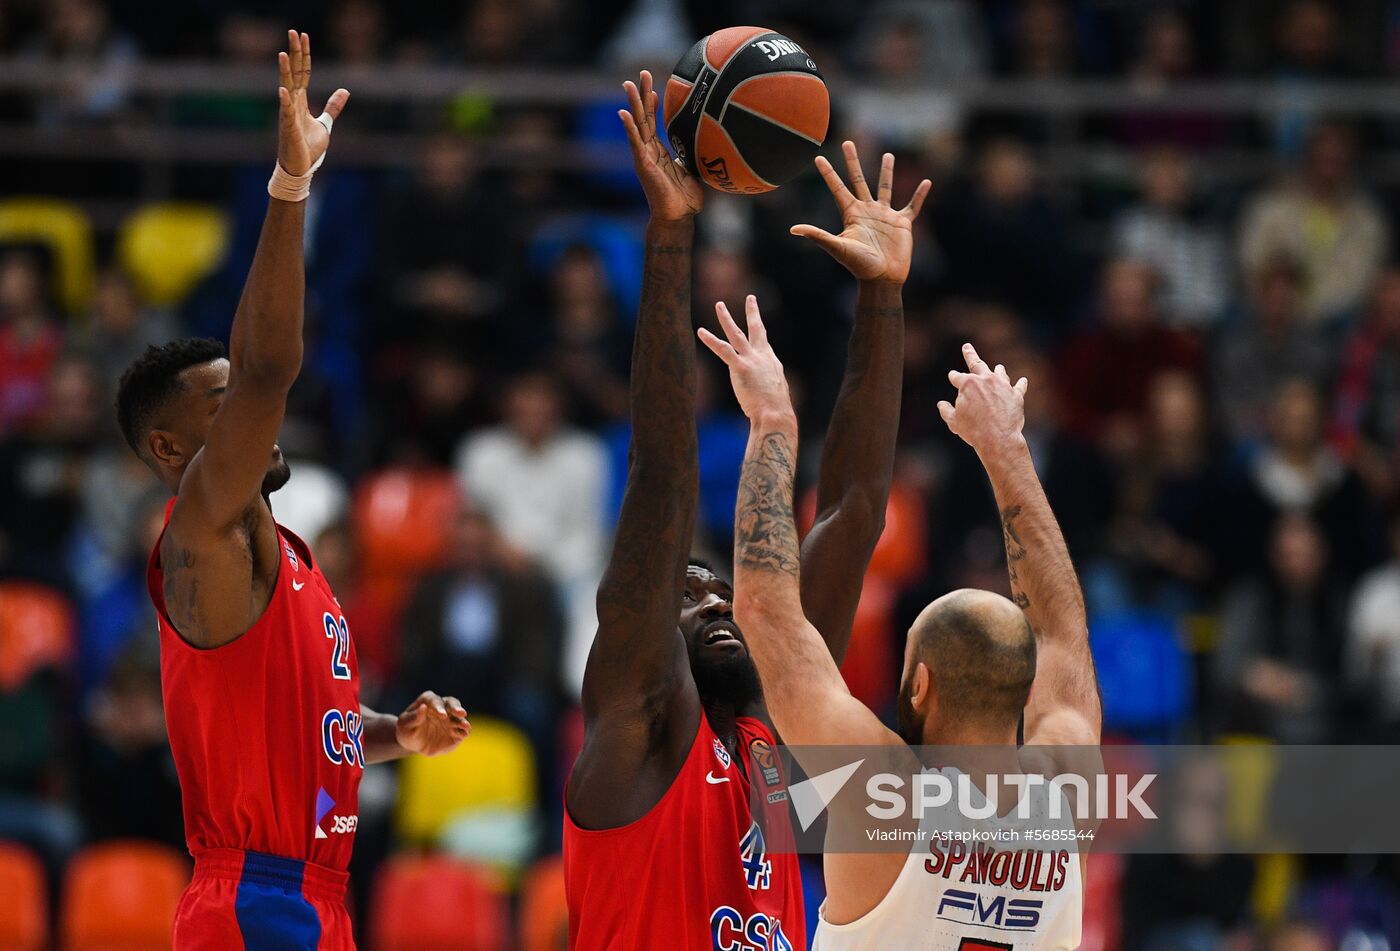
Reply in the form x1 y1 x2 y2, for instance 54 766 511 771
563 68 931 947
703 302 1101 948
115 33 469 950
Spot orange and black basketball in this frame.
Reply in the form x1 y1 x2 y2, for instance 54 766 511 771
663 26 830 194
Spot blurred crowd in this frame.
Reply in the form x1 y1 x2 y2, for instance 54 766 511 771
9 0 1400 947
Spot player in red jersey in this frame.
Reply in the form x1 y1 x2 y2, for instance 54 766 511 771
115 32 469 951
563 70 930 948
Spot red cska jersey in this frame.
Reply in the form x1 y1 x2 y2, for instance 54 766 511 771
564 714 806 950
148 501 364 871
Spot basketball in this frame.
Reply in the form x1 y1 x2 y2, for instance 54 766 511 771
663 26 830 195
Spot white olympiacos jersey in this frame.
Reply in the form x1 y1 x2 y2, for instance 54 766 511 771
813 766 1084 951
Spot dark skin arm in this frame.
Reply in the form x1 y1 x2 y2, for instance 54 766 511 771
162 31 348 649
791 145 931 661
567 70 706 830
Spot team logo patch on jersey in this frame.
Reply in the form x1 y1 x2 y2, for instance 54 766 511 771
749 738 782 787
314 787 335 840
713 738 732 769
284 543 299 571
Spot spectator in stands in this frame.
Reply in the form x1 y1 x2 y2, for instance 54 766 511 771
378 132 512 355
853 1 990 83
0 249 64 434
1234 379 1382 579
80 265 177 397
1056 258 1202 456
1100 371 1230 611
1001 0 1080 77
371 343 494 466
1331 267 1400 505
455 372 607 695
23 0 137 127
328 0 385 66
1121 755 1255 951
75 639 182 848
74 488 163 702
1216 257 1330 448
1240 121 1388 325
0 355 102 588
1111 147 1228 327
1265 922 1334 951
397 501 563 781
1216 513 1347 743
931 137 1089 336
1120 9 1224 151
533 244 630 428
1346 515 1400 740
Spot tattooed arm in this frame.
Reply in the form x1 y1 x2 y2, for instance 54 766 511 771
568 70 706 829
701 297 898 748
792 143 932 662
938 344 1100 750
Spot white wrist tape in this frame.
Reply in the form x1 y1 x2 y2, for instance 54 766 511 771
267 112 336 202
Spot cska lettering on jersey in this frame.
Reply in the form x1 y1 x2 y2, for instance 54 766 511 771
926 842 1072 892
710 906 797 951
321 708 365 768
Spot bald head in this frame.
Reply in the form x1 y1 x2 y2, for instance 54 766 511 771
901 589 1036 738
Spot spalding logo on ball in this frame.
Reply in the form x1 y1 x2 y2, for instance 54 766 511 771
664 26 830 194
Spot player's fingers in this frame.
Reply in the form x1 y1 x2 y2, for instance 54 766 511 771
617 109 645 156
714 301 749 351
789 224 846 260
278 86 291 111
1015 377 1029 396
323 88 349 121
697 327 738 364
623 80 645 128
301 32 311 82
639 69 656 132
877 152 894 205
278 51 292 91
937 400 956 428
994 364 1010 382
948 369 968 389
902 179 933 221
742 293 764 338
812 155 855 210
962 342 987 373
843 140 872 202
444 696 467 719
286 30 299 80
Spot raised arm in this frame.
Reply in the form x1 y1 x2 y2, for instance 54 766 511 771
938 345 1101 751
791 144 931 662
701 297 896 749
578 71 705 724
164 32 348 647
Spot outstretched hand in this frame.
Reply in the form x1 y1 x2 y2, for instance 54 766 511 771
938 343 1030 455
618 70 704 222
698 295 793 421
277 30 349 176
791 141 931 284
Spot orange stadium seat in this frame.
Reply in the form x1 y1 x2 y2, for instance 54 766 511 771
61 841 189 951
369 855 506 951
0 842 47 951
0 197 95 316
518 855 568 951
352 468 461 613
0 582 75 691
117 203 229 307
797 478 927 587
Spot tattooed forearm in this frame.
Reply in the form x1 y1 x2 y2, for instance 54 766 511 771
736 429 801 577
1000 504 1031 608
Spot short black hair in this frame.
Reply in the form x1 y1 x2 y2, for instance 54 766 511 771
116 337 226 455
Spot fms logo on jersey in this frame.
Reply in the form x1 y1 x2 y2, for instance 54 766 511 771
937 889 1044 930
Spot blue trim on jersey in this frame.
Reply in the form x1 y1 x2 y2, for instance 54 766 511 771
234 851 322 950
